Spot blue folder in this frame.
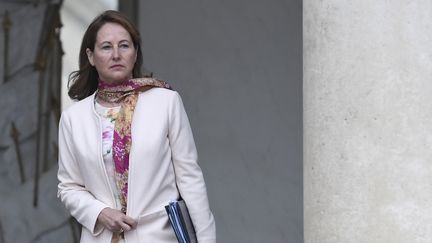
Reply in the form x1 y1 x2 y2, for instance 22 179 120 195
165 200 198 243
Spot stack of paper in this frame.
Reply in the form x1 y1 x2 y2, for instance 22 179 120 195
165 200 198 243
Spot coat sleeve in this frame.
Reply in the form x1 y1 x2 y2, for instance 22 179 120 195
57 111 108 235
168 91 216 243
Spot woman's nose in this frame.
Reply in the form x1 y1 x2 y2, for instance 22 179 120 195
112 46 120 60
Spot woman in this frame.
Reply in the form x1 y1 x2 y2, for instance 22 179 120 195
57 10 216 243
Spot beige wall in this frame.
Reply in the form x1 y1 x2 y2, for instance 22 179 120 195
304 1 432 242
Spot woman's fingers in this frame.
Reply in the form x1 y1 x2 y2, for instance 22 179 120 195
117 216 137 232
119 222 131 232
123 215 138 229
97 207 138 232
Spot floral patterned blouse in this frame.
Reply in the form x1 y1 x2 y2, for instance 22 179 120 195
94 101 124 243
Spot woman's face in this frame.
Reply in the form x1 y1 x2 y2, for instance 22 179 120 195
86 22 137 84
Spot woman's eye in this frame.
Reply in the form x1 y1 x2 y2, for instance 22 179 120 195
101 45 111 50
119 44 129 49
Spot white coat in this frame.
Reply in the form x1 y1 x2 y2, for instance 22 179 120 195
57 88 216 243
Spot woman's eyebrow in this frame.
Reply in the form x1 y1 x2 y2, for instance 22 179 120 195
98 40 130 45
119 39 131 43
98 41 112 46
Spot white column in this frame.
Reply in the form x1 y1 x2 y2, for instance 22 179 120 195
304 1 432 242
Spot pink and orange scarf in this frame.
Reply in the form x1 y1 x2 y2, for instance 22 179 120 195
97 77 172 213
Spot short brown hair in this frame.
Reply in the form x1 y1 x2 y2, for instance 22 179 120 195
68 10 143 101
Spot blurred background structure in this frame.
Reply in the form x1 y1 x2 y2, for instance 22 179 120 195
0 0 75 242
0 0 302 242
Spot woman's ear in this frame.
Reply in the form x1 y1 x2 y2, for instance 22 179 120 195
86 48 94 66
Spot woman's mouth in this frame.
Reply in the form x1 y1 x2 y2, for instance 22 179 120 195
110 64 124 69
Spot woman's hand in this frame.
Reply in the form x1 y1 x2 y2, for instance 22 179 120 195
97 207 138 232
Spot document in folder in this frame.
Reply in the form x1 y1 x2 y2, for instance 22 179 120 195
165 200 198 243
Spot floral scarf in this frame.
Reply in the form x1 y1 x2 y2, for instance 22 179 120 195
97 77 172 213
